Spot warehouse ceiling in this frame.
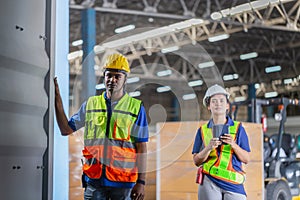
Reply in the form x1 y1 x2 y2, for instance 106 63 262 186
69 0 300 107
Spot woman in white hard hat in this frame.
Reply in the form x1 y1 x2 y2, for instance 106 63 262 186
192 84 250 200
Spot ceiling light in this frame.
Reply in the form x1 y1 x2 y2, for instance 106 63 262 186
95 83 105 90
114 24 135 34
188 18 204 25
126 77 140 84
255 83 260 89
183 93 196 100
72 39 83 46
94 65 99 70
264 91 278 98
208 34 229 42
157 86 171 93
94 45 105 54
223 73 239 81
210 12 222 20
67 50 83 60
240 52 258 60
157 69 172 77
283 78 293 84
129 91 141 97
188 80 203 87
198 61 215 69
265 65 281 73
161 46 179 53
148 18 154 22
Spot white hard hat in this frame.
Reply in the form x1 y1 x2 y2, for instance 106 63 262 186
203 84 230 107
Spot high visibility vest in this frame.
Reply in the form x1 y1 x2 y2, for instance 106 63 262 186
82 93 142 183
201 121 245 184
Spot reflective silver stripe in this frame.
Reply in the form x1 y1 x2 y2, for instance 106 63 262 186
101 158 111 166
113 160 136 169
85 157 136 169
84 138 135 149
85 158 111 166
84 138 106 146
111 139 135 149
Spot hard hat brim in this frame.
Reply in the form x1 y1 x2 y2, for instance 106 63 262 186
103 68 128 75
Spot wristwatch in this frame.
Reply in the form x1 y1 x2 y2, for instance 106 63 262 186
136 179 146 185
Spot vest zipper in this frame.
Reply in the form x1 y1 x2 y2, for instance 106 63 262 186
102 99 112 179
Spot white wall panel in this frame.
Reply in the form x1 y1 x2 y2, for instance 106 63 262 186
0 0 52 199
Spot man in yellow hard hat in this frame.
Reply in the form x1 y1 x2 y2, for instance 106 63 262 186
54 53 149 200
102 53 130 96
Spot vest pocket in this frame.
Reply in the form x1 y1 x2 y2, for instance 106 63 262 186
82 147 102 179
85 120 95 140
112 119 132 140
94 115 106 138
111 148 136 170
106 148 137 182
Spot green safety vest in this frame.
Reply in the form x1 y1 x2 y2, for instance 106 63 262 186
82 93 142 182
201 121 245 184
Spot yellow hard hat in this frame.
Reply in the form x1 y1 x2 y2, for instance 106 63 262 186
103 53 130 73
203 84 230 107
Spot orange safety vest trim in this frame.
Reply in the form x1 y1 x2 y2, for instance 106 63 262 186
201 121 246 184
82 93 142 182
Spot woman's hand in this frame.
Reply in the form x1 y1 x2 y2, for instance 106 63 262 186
220 134 234 145
193 138 221 167
208 138 222 150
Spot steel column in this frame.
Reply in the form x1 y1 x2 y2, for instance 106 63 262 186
81 8 96 102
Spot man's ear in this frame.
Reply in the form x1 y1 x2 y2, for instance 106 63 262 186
122 76 127 89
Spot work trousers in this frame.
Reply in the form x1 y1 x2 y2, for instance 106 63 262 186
84 184 131 200
198 176 247 200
